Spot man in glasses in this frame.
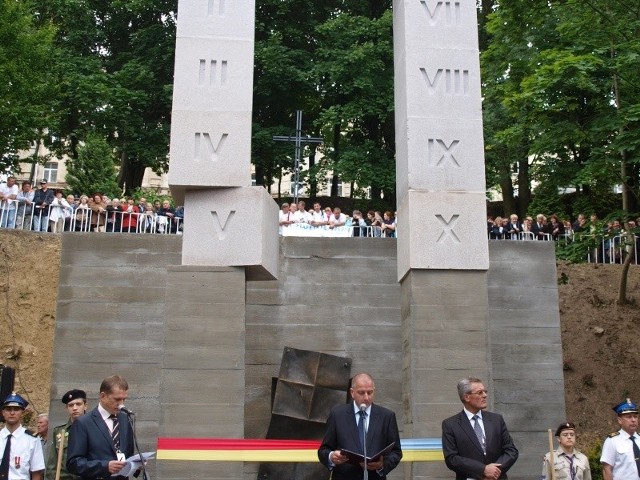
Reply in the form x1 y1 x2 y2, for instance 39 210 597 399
442 377 519 480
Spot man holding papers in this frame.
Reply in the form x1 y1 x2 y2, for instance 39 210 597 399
67 376 135 479
318 373 402 479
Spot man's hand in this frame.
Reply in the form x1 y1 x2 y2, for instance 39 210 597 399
363 455 384 471
483 463 502 480
330 450 348 465
108 460 126 474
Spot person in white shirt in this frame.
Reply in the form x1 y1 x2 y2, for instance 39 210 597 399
0 392 45 480
329 207 347 228
601 399 640 480
310 202 329 227
15 181 34 230
296 201 311 223
278 203 293 235
0 176 20 228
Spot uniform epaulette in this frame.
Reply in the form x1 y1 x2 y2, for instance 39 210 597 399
24 428 37 437
608 431 620 438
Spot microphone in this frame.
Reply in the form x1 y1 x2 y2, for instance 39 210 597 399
359 403 367 412
119 405 135 416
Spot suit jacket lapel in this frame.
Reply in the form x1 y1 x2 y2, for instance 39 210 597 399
366 404 380 451
91 408 117 454
458 411 484 455
347 405 360 450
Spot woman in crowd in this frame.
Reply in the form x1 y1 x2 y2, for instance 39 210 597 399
89 194 107 232
549 214 565 240
121 198 140 233
75 195 92 232
139 203 157 233
105 198 122 232
380 211 397 238
490 216 508 239
370 211 384 237
48 190 71 234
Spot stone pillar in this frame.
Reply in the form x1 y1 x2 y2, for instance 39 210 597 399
393 2 490 478
164 1 279 478
168 0 278 280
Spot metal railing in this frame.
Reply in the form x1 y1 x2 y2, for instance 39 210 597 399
0 203 183 235
281 223 396 238
489 230 639 265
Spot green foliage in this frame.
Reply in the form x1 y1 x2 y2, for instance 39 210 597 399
527 182 567 219
583 438 603 480
31 0 176 192
0 0 57 168
481 0 640 214
65 134 121 198
128 187 174 207
253 1 395 202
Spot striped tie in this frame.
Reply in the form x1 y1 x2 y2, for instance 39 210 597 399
110 414 120 452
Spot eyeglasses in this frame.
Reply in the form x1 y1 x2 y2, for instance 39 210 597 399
469 390 488 396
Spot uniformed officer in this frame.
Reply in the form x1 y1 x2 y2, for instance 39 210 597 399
45 390 88 480
0 392 45 480
600 398 639 480
542 422 591 480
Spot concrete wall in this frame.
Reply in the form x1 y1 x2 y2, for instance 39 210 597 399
49 235 564 480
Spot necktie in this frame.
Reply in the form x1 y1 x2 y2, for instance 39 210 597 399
110 414 121 452
631 435 640 476
564 454 576 480
0 434 12 480
358 410 367 452
472 415 486 454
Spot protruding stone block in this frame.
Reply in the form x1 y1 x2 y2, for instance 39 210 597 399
181 187 279 280
397 190 489 280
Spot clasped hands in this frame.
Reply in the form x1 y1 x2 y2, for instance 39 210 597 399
483 463 502 480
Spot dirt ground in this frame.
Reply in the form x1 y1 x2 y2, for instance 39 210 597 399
0 231 638 451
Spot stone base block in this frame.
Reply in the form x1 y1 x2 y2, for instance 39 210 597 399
181 187 279 280
397 190 488 279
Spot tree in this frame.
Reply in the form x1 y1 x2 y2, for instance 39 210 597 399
31 0 177 194
65 134 120 197
0 0 57 171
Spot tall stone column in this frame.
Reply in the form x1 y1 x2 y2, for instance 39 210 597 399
393 2 490 479
162 1 278 479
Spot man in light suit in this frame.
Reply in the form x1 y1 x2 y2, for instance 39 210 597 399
67 375 134 479
318 373 402 479
442 377 518 480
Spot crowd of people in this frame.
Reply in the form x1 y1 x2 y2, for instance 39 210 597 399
487 213 640 241
0 178 183 234
488 212 640 264
278 200 397 237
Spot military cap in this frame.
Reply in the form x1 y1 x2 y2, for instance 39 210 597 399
61 389 87 404
613 398 638 415
555 422 576 437
2 392 28 409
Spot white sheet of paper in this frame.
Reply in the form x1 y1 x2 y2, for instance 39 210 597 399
112 452 156 478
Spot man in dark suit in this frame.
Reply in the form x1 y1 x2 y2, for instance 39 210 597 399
318 373 402 479
442 377 518 480
67 375 134 479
